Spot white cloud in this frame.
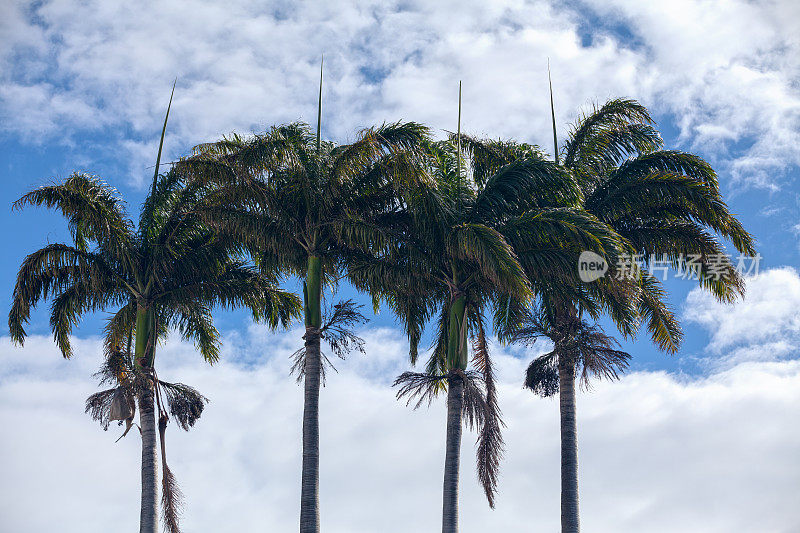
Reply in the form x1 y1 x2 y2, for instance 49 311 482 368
1 0 797 188
584 0 800 189
1 328 799 532
685 266 800 365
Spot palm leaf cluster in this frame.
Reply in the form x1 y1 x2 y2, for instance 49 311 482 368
559 99 755 349
290 299 369 383
9 171 299 363
512 305 631 396
179 120 430 284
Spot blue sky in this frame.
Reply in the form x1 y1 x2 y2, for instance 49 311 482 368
2 1 799 531
2 0 798 374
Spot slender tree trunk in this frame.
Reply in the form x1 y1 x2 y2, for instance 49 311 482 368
300 256 322 533
441 294 467 533
139 383 158 533
442 375 464 533
559 358 580 533
135 304 158 533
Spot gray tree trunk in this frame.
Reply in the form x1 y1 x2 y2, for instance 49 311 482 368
139 384 158 533
442 376 464 533
559 359 579 533
300 328 322 533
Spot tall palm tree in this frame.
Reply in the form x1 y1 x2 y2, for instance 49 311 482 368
177 91 430 531
8 94 300 533
529 87 757 532
348 128 626 532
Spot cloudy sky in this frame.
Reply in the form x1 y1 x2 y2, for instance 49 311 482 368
1 1 799 531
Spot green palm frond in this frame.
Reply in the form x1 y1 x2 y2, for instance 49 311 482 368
9 243 126 348
505 207 629 265
635 271 683 353
331 121 429 180
602 150 720 193
168 303 220 364
13 173 133 256
572 122 663 177
448 223 530 298
472 158 580 220
564 98 654 167
450 133 545 186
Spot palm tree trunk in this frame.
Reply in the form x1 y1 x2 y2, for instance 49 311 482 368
300 256 322 533
442 375 464 533
135 304 158 533
559 358 579 533
138 383 158 533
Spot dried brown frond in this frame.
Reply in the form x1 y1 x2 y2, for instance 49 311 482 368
321 299 368 359
524 352 559 397
85 387 119 430
290 346 337 385
472 323 505 508
159 414 183 533
157 381 208 431
393 371 448 409
458 370 487 431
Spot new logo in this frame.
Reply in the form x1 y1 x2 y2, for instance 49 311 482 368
578 251 608 282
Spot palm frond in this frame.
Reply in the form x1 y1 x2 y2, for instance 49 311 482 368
157 381 208 431
448 223 530 298
393 371 448 409
472 321 504 508
472 158 578 220
9 243 124 349
290 345 337 385
320 299 368 359
564 98 655 167
85 387 122 430
13 173 133 258
523 353 559 397
158 414 184 533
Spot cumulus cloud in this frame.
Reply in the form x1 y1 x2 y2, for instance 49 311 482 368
1 0 797 187
1 327 799 532
685 267 800 365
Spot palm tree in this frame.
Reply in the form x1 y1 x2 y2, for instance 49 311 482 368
177 93 430 531
511 306 631 532
348 128 626 532
8 93 300 533
530 87 757 532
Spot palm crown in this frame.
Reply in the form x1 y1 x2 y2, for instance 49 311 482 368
9 170 299 364
559 98 756 351
182 121 430 291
